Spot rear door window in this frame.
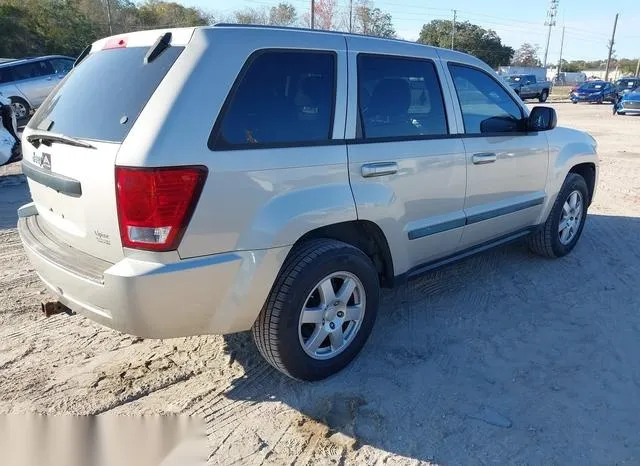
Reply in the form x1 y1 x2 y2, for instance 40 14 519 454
212 50 336 149
13 61 54 80
48 58 74 74
0 68 13 84
449 64 524 134
28 46 184 143
357 54 448 139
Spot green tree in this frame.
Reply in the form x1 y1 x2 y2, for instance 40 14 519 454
418 19 514 68
511 43 541 67
0 4 45 57
353 0 395 38
137 0 209 29
234 7 268 25
269 2 296 26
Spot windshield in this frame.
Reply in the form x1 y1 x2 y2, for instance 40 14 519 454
504 76 522 83
579 82 604 90
616 79 639 89
28 45 183 143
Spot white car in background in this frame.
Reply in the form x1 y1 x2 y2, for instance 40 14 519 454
0 55 75 123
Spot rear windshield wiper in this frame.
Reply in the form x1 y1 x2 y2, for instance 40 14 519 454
26 130 96 149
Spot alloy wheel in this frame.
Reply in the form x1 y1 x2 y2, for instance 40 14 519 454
298 271 366 360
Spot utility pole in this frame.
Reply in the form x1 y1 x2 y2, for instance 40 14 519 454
451 10 457 50
311 0 315 29
543 0 559 69
557 25 565 77
349 0 353 33
635 58 640 77
604 13 619 81
105 0 113 35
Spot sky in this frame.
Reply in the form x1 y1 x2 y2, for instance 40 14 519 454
179 0 640 63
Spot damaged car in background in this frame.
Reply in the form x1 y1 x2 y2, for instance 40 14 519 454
0 92 21 166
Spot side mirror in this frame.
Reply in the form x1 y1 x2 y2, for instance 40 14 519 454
528 106 557 132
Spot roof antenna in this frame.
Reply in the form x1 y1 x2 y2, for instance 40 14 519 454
144 32 172 64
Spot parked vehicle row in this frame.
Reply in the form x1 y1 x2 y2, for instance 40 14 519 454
18 25 598 380
0 55 75 123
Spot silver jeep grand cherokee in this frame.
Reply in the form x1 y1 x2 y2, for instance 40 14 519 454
18 25 598 380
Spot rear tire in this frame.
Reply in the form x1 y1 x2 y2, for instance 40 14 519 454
528 173 589 258
10 97 30 125
539 90 549 102
252 239 380 381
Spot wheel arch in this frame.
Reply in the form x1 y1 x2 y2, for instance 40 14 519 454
569 162 596 205
291 220 395 288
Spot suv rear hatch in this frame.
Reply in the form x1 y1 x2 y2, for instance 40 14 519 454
22 29 192 263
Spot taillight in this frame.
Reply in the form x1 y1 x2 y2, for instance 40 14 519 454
115 166 207 251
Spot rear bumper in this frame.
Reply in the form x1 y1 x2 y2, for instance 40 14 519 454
18 207 289 338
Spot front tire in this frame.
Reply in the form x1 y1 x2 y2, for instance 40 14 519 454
252 239 380 381
528 173 589 258
539 89 549 102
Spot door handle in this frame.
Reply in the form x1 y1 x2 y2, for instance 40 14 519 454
361 162 398 178
46 77 53 81
472 153 497 165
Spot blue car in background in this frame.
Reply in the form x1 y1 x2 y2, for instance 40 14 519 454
614 86 640 115
570 80 617 104
615 77 640 96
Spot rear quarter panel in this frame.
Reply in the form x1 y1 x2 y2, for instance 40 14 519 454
116 27 355 258
0 82 29 106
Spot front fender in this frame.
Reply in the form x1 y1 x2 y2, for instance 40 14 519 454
537 127 598 223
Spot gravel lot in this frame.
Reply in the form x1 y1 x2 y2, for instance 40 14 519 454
1 103 639 465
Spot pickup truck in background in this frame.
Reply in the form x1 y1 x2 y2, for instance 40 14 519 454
504 74 552 102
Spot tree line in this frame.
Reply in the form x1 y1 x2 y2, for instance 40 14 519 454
0 0 396 58
2 0 634 74
510 42 638 75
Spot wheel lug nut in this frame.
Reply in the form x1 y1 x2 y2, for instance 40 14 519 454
333 300 340 306
329 322 335 329
337 311 344 318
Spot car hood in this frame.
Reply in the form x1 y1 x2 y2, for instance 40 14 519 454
622 91 640 101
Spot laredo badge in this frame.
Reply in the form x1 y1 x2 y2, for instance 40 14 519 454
33 152 51 171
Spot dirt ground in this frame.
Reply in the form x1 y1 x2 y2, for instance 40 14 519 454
1 103 639 465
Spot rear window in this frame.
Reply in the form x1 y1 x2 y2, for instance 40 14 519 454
29 46 183 143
